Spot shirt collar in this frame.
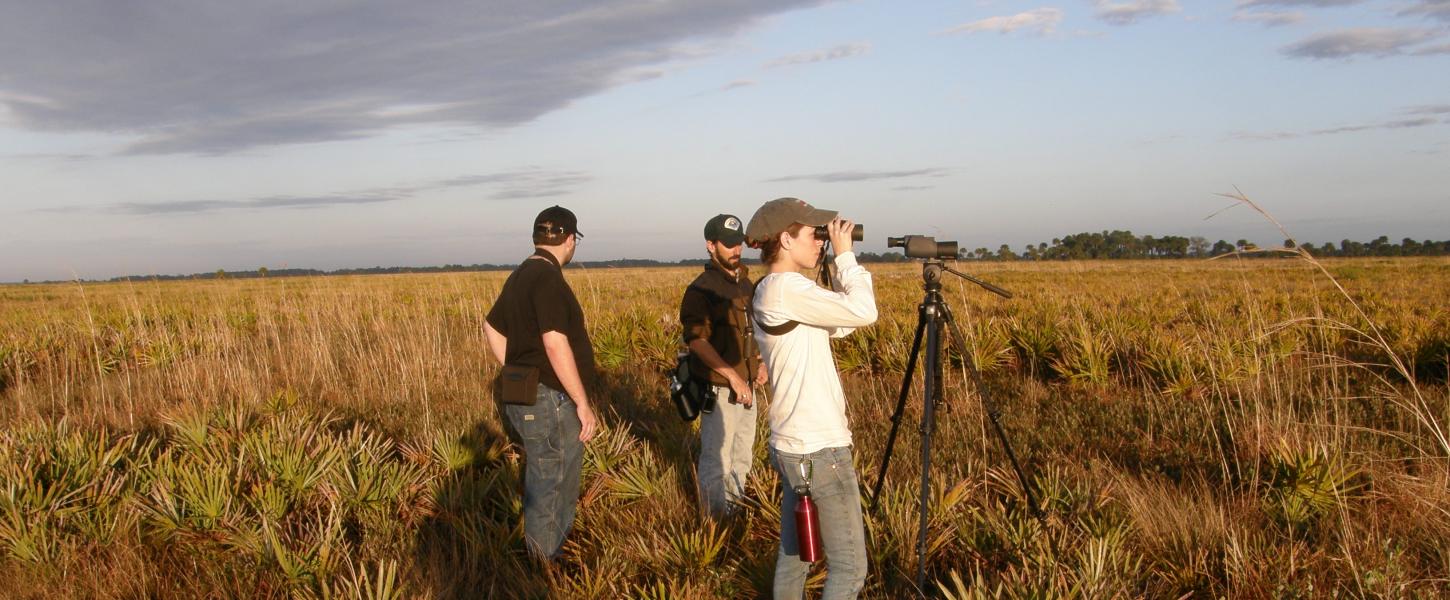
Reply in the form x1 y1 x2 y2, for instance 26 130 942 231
703 261 738 283
531 248 562 269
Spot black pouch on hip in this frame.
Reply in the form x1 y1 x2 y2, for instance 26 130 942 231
497 364 540 406
669 353 698 421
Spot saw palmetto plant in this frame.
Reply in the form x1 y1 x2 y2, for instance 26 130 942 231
0 249 1447 597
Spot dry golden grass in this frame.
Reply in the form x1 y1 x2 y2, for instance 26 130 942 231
1 255 1448 597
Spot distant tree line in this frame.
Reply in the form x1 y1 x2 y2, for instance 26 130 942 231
956 231 1450 261
57 232 1442 284
105 258 713 283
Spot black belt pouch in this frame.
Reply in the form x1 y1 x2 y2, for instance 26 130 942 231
498 364 540 406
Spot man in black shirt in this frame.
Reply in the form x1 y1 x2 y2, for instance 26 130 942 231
483 205 598 560
679 213 766 518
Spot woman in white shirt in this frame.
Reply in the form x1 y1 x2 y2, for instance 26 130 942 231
745 197 878 599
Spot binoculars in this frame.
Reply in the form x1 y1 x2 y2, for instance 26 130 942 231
813 224 864 242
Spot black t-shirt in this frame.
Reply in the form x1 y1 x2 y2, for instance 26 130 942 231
485 250 596 392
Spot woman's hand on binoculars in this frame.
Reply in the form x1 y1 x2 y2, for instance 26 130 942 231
828 218 855 255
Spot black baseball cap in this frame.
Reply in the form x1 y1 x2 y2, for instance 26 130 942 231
704 214 746 246
533 205 581 238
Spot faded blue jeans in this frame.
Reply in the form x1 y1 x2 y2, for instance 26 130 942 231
698 384 757 518
771 445 868 599
503 384 583 560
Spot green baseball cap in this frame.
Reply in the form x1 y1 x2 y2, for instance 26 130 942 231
704 214 746 246
745 197 837 245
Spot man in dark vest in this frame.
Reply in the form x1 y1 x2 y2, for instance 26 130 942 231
679 213 767 518
483 205 599 559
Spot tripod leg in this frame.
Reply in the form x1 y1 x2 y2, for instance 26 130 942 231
915 309 942 594
941 306 1046 522
869 304 927 512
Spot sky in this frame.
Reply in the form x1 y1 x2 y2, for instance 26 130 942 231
2 0 1448 282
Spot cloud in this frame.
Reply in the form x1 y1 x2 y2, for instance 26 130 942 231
1398 0 1450 22
1232 115 1442 140
766 168 950 183
41 168 592 214
1236 0 1363 6
939 8 1064 36
436 169 591 193
1093 0 1181 26
685 79 755 99
449 169 593 200
1406 104 1450 115
1137 133 1186 144
484 173 591 201
122 111 381 156
489 188 574 200
0 2 826 155
764 43 871 68
1411 42 1450 55
4 152 95 162
1308 117 1440 135
719 80 756 92
1231 131 1301 141
1282 27 1442 58
110 195 398 215
1231 10 1305 26
891 185 935 192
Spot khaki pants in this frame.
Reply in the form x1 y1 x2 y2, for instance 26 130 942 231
697 384 757 518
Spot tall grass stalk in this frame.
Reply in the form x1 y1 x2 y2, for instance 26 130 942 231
1215 189 1448 457
1 254 1446 596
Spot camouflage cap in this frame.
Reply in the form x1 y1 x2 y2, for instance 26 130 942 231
744 197 837 245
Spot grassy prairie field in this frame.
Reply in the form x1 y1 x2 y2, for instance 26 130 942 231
2 256 1448 598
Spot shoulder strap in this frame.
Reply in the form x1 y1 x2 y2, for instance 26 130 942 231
750 276 799 336
757 320 798 336
530 249 561 269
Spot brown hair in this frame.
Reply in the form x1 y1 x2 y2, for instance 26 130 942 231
533 222 572 246
533 232 570 246
758 223 809 266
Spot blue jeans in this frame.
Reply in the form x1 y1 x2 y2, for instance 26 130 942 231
772 446 868 599
503 385 583 560
698 384 757 518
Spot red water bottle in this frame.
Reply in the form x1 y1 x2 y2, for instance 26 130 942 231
794 484 822 563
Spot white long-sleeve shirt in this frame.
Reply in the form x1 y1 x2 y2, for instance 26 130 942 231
752 252 878 454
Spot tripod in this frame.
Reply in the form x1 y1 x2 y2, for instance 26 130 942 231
867 260 1043 595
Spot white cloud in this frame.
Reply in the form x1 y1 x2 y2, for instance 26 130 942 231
1237 0 1363 6
939 8 1065 36
1410 41 1450 55
720 80 756 92
1283 27 1442 58
764 42 872 68
1232 112 1444 140
766 168 951 183
39 168 593 215
1093 0 1181 26
1231 10 1306 26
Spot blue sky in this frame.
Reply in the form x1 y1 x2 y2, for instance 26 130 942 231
2 0 1447 281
